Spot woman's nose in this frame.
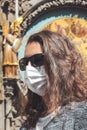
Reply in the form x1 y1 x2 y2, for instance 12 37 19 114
28 61 32 66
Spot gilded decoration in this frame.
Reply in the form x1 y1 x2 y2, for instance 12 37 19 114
0 8 23 78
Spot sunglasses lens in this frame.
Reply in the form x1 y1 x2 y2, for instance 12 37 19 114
31 54 44 67
19 58 27 71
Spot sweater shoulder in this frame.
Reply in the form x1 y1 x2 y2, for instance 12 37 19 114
44 101 87 130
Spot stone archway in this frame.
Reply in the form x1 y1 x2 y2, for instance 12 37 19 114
21 0 87 35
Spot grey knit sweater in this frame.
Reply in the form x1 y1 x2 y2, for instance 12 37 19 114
20 101 87 130
44 101 87 130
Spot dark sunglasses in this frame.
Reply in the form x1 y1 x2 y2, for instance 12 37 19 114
19 53 44 71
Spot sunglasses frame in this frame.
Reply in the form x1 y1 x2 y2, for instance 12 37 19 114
19 53 44 71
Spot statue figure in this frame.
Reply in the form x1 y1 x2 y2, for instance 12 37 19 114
0 9 23 78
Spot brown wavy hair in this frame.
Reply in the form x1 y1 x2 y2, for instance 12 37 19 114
19 30 87 129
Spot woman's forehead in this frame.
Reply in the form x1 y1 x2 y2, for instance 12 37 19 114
25 41 43 57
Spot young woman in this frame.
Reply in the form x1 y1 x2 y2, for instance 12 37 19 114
19 30 87 130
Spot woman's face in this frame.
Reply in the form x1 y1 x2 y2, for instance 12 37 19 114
24 41 47 96
25 41 43 66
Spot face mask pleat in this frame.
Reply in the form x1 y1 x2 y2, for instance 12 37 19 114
24 66 47 96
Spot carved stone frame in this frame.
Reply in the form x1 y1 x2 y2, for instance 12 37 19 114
21 0 87 35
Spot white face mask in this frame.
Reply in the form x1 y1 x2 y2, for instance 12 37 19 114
24 65 47 96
